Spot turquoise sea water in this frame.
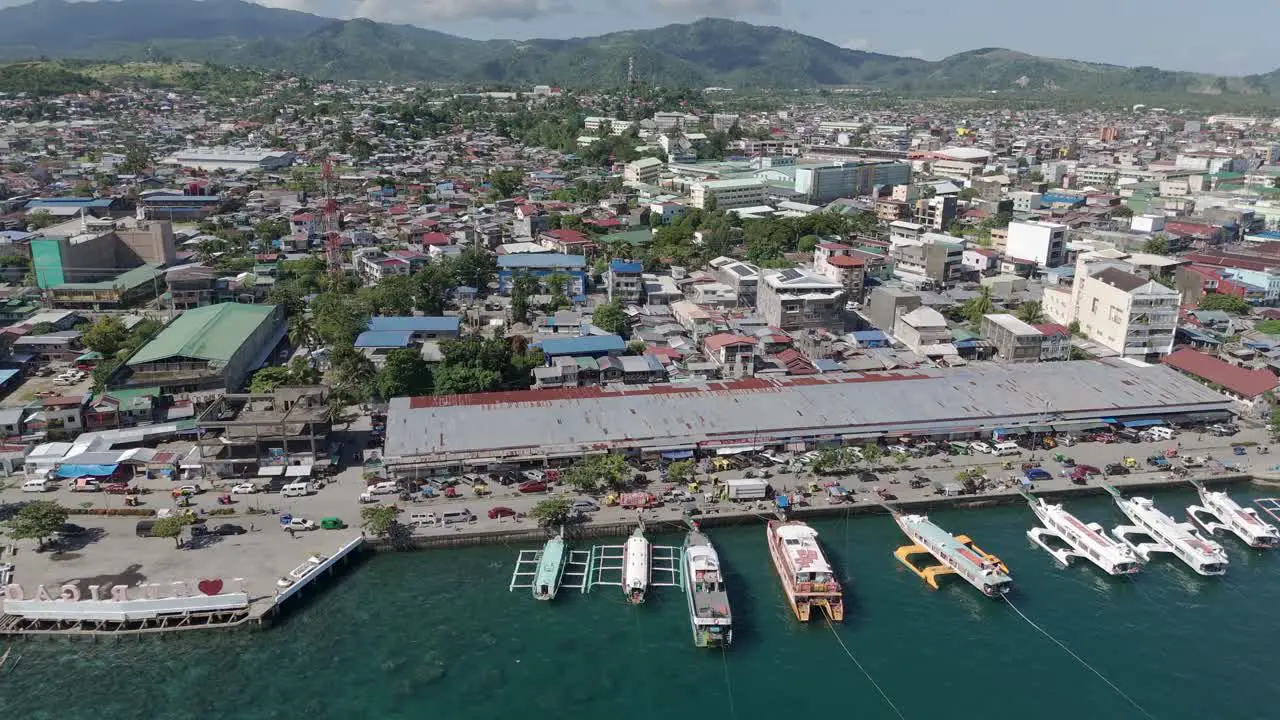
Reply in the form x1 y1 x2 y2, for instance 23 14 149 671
5 487 1280 720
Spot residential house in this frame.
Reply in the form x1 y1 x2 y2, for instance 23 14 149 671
607 260 644 303
981 314 1044 363
1033 323 1071 361
813 242 867 301
13 331 82 362
893 307 954 356
539 229 596 257
702 333 757 379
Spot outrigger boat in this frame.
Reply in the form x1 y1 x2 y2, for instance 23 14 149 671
1105 485 1228 576
683 522 733 648
766 520 843 622
890 507 1011 597
1020 489 1142 575
623 521 650 604
532 527 569 600
1186 480 1280 549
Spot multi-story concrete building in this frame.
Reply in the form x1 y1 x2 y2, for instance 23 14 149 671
890 232 962 286
1009 191 1043 212
496 253 588 298
624 157 664 184
756 268 846 331
893 307 952 355
691 179 767 210
607 260 644 303
813 242 866 300
709 256 760 307
1006 221 1067 267
981 314 1044 363
912 195 957 231
865 286 921 333
1044 251 1179 359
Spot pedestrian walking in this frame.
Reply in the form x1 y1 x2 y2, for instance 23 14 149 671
287 527 295 539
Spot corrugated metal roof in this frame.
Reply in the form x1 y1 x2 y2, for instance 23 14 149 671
384 360 1230 463
128 303 278 366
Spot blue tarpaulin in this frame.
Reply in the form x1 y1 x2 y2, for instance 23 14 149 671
661 450 694 460
1122 418 1165 428
56 464 119 478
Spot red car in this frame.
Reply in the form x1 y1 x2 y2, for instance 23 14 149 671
1075 464 1102 476
518 480 548 493
488 506 517 519
104 483 132 494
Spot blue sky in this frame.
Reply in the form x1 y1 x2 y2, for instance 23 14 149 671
14 0 1280 74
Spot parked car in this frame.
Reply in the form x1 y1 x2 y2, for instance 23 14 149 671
572 499 601 513
214 524 246 536
103 482 131 494
969 441 993 454
487 506 517 519
1075 464 1101 476
175 485 203 496
282 518 316 531
230 482 260 494
1024 468 1052 482
518 480 548 493
521 470 546 483
1104 463 1129 475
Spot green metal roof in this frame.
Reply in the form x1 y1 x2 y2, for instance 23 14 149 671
54 263 163 291
128 303 278 366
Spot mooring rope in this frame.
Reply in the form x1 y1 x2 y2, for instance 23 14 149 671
825 617 907 719
1002 594 1156 719
720 643 738 719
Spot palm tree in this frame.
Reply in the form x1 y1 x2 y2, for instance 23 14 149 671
289 314 318 353
964 286 995 326
1015 301 1045 325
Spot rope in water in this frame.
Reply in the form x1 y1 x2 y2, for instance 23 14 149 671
1002 594 1156 719
720 644 738 719
825 618 907 720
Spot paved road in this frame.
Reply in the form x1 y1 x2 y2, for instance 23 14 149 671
0 421 1270 593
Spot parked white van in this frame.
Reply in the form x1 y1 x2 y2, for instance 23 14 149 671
1146 426 1176 441
408 510 437 527
369 481 399 495
992 442 1021 456
969 441 993 454
22 478 55 492
440 509 475 525
281 482 315 497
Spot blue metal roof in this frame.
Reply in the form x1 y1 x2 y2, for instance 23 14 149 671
538 334 626 356
367 316 460 334
354 330 415 348
609 259 643 273
27 198 114 209
497 253 587 269
850 330 888 341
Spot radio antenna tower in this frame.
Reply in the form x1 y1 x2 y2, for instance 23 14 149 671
626 55 635 102
321 155 342 276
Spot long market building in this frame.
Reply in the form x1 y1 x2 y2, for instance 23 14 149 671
383 359 1233 475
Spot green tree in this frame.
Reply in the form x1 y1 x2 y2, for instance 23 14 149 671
329 342 376 398
861 443 884 468
432 365 502 395
288 314 318 352
1143 234 1170 255
488 169 524 199
1015 301 1045 324
118 144 153 175
151 515 192 549
510 272 537 324
27 321 57 334
311 291 370 346
249 365 293 393
562 453 629 492
255 217 291 241
375 348 434 399
454 247 496 295
797 235 820 252
83 316 129 356
592 299 628 335
530 497 573 528
91 358 121 392
417 261 456 316
963 286 996 326
368 274 417 316
287 356 320 386
545 272 571 311
626 340 648 355
1067 319 1081 336
1199 293 1252 315
360 504 403 538
1111 205 1134 219
25 209 57 229
666 460 694 485
5 500 68 550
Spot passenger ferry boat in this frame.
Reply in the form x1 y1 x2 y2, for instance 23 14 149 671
532 528 568 600
1187 480 1280 549
765 520 844 622
683 523 733 648
1105 486 1228 576
623 524 650 604
893 511 1012 597
1022 491 1142 575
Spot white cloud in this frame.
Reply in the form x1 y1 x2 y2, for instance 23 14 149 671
843 37 869 51
647 0 781 16
256 0 569 22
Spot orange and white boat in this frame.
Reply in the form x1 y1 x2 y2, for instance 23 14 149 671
766 520 843 622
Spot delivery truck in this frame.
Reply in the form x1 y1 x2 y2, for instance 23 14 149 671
723 478 770 501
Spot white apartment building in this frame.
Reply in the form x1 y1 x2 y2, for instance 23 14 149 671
1005 221 1067 267
1009 191 1043 212
691 179 767 210
1042 250 1179 358
624 157 664 184
756 268 846 331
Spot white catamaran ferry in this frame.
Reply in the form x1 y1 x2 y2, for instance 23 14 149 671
683 523 732 648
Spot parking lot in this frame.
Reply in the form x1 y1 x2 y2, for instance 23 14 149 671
0 417 1271 599
0 363 93 408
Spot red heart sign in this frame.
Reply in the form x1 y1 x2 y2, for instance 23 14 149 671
197 579 224 596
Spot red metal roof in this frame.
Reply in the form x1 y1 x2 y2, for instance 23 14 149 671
827 256 865 268
1162 348 1278 399
1032 323 1070 337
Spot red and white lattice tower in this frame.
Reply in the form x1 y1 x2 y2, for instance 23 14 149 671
321 156 342 275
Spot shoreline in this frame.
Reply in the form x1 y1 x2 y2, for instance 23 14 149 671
373 472 1257 549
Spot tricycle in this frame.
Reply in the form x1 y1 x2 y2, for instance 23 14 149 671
216 493 233 505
